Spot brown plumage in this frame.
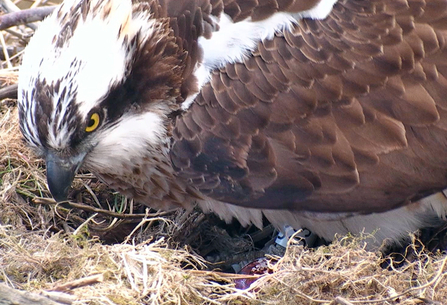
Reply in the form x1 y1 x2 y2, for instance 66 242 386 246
18 0 447 245
175 0 447 213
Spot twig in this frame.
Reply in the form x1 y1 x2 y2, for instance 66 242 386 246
81 180 102 209
0 83 17 99
5 28 31 41
415 297 443 305
72 212 98 235
0 282 67 305
0 0 36 30
333 296 355 305
30 0 45 9
0 31 11 68
123 213 175 243
0 6 56 31
32 197 175 219
189 269 263 280
50 273 104 292
39 291 77 304
0 0 20 13
6 48 25 63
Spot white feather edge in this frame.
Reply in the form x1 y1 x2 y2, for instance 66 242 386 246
199 191 447 247
181 0 339 110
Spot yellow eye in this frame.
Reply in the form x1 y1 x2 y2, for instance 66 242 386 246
85 113 100 132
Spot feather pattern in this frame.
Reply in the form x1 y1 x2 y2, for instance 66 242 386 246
18 0 447 245
172 0 447 213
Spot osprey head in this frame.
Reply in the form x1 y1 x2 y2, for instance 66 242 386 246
18 0 187 201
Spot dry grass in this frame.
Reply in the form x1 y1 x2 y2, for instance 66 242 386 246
2 1 447 304
0 99 50 229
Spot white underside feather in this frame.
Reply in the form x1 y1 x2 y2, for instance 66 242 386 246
199 191 447 248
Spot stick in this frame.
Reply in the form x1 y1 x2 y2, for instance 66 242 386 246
50 273 104 292
0 6 56 31
32 197 175 219
333 296 355 305
0 32 11 68
0 282 68 305
0 83 17 99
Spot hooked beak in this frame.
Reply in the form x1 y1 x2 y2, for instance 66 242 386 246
45 152 86 202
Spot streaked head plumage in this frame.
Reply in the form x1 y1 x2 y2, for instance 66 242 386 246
18 0 158 152
18 0 188 201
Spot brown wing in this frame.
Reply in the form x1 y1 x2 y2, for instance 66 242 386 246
221 0 323 21
171 0 447 214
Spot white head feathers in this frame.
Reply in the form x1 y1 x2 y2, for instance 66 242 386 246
18 0 155 148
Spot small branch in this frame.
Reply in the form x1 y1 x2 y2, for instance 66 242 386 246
0 45 24 60
0 31 12 68
32 197 175 219
38 291 76 304
50 273 104 292
0 83 17 99
0 0 21 13
0 6 56 31
0 283 68 305
332 297 355 305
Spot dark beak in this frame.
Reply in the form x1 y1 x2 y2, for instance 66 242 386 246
45 152 85 202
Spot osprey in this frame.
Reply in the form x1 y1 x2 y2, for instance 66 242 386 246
18 0 447 245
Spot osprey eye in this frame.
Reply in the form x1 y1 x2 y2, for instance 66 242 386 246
85 113 100 132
